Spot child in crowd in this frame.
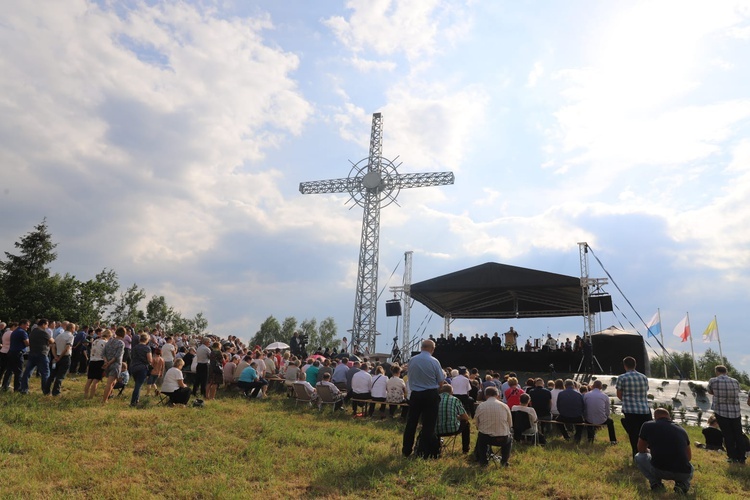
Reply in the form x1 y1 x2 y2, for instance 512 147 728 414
109 363 130 398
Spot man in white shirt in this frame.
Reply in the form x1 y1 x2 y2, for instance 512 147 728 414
451 367 474 417
47 322 75 396
474 386 513 467
350 364 373 415
583 380 617 444
192 338 211 398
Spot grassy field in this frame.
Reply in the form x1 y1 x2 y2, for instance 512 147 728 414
1 378 749 499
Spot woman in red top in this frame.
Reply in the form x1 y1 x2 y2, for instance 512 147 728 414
504 377 525 409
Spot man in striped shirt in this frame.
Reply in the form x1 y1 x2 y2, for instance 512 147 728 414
435 384 471 453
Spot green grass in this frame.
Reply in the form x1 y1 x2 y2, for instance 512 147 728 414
1 378 749 499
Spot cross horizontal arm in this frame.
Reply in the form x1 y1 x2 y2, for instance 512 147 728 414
299 178 359 194
392 172 455 189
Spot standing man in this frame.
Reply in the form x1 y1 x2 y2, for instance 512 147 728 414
193 337 211 398
503 327 518 351
708 365 747 464
450 367 474 417
20 319 54 394
402 339 445 458
616 356 652 457
583 380 617 444
47 322 75 396
635 408 693 494
2 320 30 392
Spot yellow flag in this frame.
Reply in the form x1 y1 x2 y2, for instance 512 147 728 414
702 318 718 343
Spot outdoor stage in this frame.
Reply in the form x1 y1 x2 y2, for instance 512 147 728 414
431 347 584 373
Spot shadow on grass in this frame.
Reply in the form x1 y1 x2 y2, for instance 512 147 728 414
305 454 407 495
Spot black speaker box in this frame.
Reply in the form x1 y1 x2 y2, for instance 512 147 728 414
385 300 402 317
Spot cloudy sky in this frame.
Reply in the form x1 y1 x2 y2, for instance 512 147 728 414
2 1 749 374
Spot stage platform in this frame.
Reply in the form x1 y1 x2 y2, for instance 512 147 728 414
431 348 584 373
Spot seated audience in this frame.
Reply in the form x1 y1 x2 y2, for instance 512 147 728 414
350 362 372 415
435 384 471 453
511 393 546 444
237 361 268 399
473 386 513 467
504 377 525 409
386 365 408 419
161 358 191 405
316 372 344 410
293 368 318 403
583 380 617 444
369 365 388 418
556 379 585 443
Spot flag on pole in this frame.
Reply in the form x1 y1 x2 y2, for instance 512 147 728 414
703 317 718 343
673 315 690 342
645 311 661 338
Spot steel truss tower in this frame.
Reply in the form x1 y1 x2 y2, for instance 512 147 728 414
300 113 454 354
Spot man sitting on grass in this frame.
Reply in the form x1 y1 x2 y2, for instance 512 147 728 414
635 408 693 494
473 386 513 467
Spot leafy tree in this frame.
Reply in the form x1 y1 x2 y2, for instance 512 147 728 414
317 317 338 350
172 311 209 336
192 312 208 334
75 269 119 326
280 316 298 344
650 349 750 385
250 316 281 350
300 318 318 349
108 284 146 326
146 295 175 329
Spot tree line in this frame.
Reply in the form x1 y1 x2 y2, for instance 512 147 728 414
0 220 207 334
649 348 750 386
250 315 339 351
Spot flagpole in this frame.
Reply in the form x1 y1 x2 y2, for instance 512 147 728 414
687 312 698 380
658 308 667 379
715 315 724 363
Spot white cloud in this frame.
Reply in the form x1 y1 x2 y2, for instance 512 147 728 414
349 56 397 72
526 62 544 87
0 1 313 266
323 0 472 61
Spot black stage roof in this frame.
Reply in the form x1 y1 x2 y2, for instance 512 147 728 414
409 262 584 319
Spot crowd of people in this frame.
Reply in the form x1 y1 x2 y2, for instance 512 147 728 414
2 319 749 494
431 328 587 353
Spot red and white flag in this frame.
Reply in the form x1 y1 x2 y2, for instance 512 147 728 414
673 315 690 343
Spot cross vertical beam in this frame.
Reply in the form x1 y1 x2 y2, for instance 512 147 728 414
299 113 454 355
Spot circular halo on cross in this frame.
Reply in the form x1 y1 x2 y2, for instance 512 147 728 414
346 155 401 208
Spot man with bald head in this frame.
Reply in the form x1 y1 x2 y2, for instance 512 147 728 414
402 339 445 458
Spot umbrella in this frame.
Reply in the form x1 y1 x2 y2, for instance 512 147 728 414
265 341 290 350
310 354 326 361
335 352 361 362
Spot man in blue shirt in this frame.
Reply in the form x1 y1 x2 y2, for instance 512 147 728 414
556 379 585 443
2 320 30 392
237 362 267 398
402 339 444 458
